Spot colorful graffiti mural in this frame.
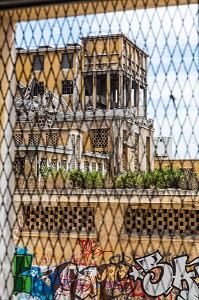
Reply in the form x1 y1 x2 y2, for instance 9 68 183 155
13 247 199 300
77 239 112 262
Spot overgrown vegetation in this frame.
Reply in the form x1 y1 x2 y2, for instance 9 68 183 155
115 167 199 190
40 167 107 189
40 166 199 190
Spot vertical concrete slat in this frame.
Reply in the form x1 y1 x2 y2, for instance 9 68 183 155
144 88 147 117
93 73 97 109
80 41 85 111
119 70 123 108
135 82 140 116
0 13 16 298
81 75 85 111
127 76 132 109
106 70 111 110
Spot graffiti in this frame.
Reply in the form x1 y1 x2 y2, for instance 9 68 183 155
135 251 199 299
13 248 199 300
33 253 53 266
77 239 112 262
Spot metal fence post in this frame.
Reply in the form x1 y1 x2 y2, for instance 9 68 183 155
0 12 16 298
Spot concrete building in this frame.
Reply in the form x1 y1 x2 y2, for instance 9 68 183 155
14 33 154 186
0 1 197 298
154 136 172 159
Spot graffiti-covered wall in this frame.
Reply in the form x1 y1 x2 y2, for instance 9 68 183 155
13 191 199 299
13 247 199 300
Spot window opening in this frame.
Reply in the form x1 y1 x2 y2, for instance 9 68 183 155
62 80 73 95
61 53 73 69
33 82 44 96
33 55 44 71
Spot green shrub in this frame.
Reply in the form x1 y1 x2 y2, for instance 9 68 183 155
57 167 67 179
68 169 84 187
40 166 198 190
83 171 104 189
40 166 57 179
93 171 104 189
114 166 195 190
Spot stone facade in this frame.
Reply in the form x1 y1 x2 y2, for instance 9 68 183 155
15 34 154 183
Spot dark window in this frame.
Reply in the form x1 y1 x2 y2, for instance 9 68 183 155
62 80 73 95
33 55 44 71
40 158 47 173
33 82 44 96
61 53 73 69
14 157 25 175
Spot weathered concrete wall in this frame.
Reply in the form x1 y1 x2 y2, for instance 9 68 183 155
14 189 199 264
155 158 199 174
13 189 199 299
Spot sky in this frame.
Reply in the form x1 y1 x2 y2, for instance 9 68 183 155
15 4 199 159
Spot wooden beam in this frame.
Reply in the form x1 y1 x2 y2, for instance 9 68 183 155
0 0 197 22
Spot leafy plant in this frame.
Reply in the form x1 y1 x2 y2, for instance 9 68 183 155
68 169 84 187
40 166 56 179
114 166 196 190
39 166 198 190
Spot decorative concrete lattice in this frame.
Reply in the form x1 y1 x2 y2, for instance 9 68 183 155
98 163 102 172
123 130 127 171
40 158 47 168
134 133 139 170
92 162 96 171
76 135 80 163
104 159 108 171
35 116 46 128
46 133 59 147
146 136 150 172
14 134 23 146
91 129 108 149
29 134 41 145
14 157 25 174
24 205 95 232
60 160 67 170
51 159 57 170
125 207 199 236
84 161 89 172
70 134 76 169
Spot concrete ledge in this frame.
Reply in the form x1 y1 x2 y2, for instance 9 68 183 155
14 188 199 207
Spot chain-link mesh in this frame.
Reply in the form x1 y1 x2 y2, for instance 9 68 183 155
0 1 198 299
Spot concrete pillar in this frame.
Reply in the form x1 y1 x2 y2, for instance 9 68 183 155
144 88 147 117
106 70 111 110
80 41 85 111
119 70 123 108
114 120 123 174
81 75 85 111
123 76 127 108
92 73 97 109
134 83 139 116
74 73 79 110
0 13 16 298
127 77 132 109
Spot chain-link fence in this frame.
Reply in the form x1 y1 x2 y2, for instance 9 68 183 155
0 0 198 299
